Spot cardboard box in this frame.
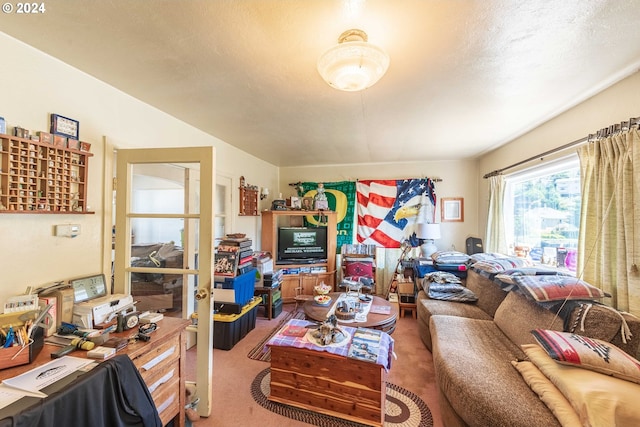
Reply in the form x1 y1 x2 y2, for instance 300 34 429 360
40 286 74 326
397 281 415 295
53 134 67 148
38 131 52 144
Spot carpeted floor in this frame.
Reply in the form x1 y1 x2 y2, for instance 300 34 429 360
188 303 443 427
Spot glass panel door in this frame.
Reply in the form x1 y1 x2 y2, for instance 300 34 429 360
113 147 214 416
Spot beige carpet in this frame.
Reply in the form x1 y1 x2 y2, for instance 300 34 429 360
187 303 443 427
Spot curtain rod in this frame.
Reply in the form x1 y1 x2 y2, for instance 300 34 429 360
483 116 639 179
287 177 442 187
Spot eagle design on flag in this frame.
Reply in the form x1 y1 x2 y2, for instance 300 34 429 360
356 178 436 248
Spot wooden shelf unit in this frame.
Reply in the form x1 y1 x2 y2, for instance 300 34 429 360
0 134 92 213
261 210 337 302
239 186 258 216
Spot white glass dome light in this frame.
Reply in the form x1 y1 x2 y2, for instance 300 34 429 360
317 29 390 92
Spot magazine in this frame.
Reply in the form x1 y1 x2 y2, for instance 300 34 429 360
347 327 382 363
369 304 391 315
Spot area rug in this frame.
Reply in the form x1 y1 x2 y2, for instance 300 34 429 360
247 309 306 362
251 368 433 427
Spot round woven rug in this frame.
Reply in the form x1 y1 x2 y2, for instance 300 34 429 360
250 368 433 427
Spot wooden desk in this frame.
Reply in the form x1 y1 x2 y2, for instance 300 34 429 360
303 293 397 334
0 317 190 427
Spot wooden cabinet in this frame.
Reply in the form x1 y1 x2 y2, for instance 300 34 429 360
0 317 190 427
125 317 190 426
0 134 92 213
261 210 337 302
239 186 258 216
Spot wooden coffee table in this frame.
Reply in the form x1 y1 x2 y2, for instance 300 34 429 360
303 292 398 334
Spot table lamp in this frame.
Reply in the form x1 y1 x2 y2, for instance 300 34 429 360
417 223 441 258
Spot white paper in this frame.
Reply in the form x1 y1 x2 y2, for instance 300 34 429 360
2 356 91 397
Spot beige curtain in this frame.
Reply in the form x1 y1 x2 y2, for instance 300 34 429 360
577 129 640 316
485 175 508 254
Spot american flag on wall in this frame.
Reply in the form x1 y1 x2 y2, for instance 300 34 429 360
356 178 436 248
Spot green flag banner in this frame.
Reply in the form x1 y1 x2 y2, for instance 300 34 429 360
300 181 356 253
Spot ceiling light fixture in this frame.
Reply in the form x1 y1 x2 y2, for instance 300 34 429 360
317 29 390 92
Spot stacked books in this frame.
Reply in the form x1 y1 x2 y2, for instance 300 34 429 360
214 235 253 278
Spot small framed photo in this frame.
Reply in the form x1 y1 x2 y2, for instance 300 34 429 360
441 197 464 222
301 197 313 210
290 196 301 209
50 114 80 139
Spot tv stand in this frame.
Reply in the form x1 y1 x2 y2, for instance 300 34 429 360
278 258 327 265
261 210 337 302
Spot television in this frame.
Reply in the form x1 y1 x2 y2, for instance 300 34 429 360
277 227 328 263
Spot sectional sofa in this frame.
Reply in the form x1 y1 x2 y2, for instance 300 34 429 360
417 261 640 427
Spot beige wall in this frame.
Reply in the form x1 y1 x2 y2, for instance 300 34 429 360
0 33 278 303
2 29 638 305
278 159 480 253
477 71 640 236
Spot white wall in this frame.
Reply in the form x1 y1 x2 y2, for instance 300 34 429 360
0 33 278 303
477 71 640 237
278 159 480 253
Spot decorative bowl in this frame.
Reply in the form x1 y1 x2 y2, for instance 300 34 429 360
314 295 332 305
314 283 332 295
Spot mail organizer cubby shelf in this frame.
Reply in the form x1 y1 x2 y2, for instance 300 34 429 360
0 134 93 214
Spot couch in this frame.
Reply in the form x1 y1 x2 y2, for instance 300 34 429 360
417 266 640 427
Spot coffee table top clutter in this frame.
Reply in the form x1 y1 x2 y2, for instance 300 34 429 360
267 318 394 370
303 292 398 334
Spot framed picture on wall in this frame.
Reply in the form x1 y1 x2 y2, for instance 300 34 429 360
441 197 464 222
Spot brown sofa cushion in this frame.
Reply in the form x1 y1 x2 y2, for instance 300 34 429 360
417 290 491 351
465 269 508 317
494 291 564 349
430 315 560 427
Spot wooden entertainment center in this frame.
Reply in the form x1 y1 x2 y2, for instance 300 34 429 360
261 210 337 302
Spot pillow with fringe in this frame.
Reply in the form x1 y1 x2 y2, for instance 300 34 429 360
531 329 640 384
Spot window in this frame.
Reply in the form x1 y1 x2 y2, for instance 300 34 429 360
504 156 580 273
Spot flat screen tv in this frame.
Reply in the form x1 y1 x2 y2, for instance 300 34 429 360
277 227 328 263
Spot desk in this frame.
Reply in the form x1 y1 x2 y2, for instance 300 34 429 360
0 317 190 427
253 282 281 320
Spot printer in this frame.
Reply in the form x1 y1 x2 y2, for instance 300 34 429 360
72 293 134 328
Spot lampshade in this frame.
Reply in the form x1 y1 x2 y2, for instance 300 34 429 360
417 223 441 240
317 29 390 92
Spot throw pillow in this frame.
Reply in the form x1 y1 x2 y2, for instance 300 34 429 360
430 250 470 265
468 252 507 264
531 329 640 384
472 257 532 274
511 360 583 427
513 275 609 302
344 257 374 279
521 343 640 427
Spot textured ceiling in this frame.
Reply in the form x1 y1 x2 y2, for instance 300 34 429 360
2 0 640 167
